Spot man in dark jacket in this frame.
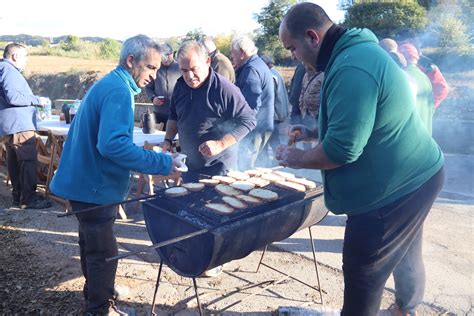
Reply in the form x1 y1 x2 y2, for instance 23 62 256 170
162 41 256 181
0 43 52 209
230 35 275 170
201 36 235 83
145 43 180 129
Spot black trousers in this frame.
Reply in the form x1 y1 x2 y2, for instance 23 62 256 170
4 130 38 204
71 200 118 314
341 167 444 316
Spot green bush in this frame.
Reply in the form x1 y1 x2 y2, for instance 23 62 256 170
344 2 428 39
99 39 121 60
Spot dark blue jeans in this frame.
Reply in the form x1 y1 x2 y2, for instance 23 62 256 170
341 167 444 316
71 200 118 314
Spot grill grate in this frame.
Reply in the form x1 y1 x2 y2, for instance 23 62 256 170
151 183 323 228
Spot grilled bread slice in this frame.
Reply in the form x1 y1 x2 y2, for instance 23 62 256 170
261 173 285 183
205 203 235 214
199 178 220 186
164 187 189 197
255 167 274 174
227 170 250 181
247 177 270 188
212 175 236 184
230 181 255 192
236 194 262 205
273 170 296 180
244 169 265 177
222 196 248 209
275 181 306 192
215 184 242 196
249 188 279 201
182 182 205 192
288 177 317 189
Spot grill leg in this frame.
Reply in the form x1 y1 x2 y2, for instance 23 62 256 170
150 260 163 316
309 226 324 305
192 277 203 316
255 245 268 273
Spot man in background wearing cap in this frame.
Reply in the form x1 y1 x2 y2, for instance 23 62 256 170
399 43 435 135
145 43 180 129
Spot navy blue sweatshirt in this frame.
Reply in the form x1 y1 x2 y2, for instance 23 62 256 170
0 59 41 135
169 69 256 172
235 55 275 132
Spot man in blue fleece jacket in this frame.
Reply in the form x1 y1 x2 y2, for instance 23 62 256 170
278 3 444 316
0 43 52 209
50 35 179 315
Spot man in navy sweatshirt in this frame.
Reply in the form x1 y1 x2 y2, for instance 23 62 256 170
162 41 256 181
0 43 52 209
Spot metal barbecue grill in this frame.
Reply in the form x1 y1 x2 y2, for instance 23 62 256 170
142 182 327 315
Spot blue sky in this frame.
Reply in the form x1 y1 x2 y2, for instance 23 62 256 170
0 0 345 40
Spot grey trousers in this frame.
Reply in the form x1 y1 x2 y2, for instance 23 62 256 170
71 200 118 314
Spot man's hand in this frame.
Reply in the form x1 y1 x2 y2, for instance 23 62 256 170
275 144 305 169
152 96 165 106
288 124 315 143
161 140 172 153
169 158 182 177
199 140 225 157
38 96 50 108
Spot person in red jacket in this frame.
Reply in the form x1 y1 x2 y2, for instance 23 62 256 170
417 55 449 109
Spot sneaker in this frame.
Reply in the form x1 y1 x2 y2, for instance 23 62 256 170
113 285 130 300
10 200 20 209
21 197 53 210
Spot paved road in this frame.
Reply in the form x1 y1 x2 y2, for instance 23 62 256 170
273 115 474 314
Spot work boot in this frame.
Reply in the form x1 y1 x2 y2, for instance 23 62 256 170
21 196 53 210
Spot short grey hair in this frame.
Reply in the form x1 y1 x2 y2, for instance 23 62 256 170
231 35 258 56
119 35 161 67
177 41 208 62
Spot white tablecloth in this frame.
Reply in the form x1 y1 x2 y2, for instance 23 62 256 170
37 119 167 146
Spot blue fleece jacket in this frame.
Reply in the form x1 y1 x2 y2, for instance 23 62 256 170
50 66 173 205
0 59 41 135
235 55 274 132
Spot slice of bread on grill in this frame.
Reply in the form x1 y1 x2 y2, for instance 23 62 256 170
247 177 270 188
212 175 236 184
249 188 279 201
215 184 242 196
164 187 189 197
236 194 262 205
244 169 265 177
288 177 317 189
255 167 274 174
227 170 250 181
199 178 220 186
205 203 235 214
275 181 306 192
181 182 205 192
261 173 285 183
222 196 248 209
273 170 296 180
230 181 255 192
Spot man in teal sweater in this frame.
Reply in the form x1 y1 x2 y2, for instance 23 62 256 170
278 3 444 316
50 35 179 315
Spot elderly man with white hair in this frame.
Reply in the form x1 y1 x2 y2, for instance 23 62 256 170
230 35 275 169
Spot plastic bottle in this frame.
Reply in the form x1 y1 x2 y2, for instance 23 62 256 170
44 98 52 120
69 104 76 123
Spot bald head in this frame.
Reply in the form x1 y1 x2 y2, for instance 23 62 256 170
281 2 332 39
379 38 398 53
